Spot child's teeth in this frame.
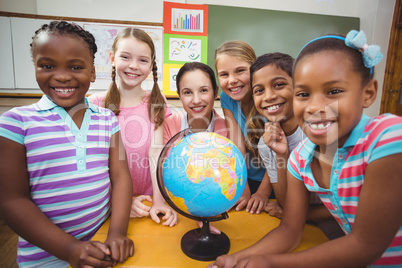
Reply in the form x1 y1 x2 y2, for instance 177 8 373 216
193 107 203 111
231 87 241 92
310 122 331 130
54 88 74 93
267 104 280 111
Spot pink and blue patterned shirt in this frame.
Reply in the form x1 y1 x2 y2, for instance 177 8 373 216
288 114 402 267
0 96 119 267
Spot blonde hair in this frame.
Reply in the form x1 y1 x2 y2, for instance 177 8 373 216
104 27 166 129
215 40 259 158
215 40 256 69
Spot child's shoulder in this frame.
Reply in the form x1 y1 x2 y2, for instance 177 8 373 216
356 113 402 160
88 91 107 107
366 113 402 127
363 113 402 138
164 112 181 125
1 102 40 120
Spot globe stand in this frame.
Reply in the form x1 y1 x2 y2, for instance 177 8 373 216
181 220 230 261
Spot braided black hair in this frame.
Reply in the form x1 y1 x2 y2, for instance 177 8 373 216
30 21 97 62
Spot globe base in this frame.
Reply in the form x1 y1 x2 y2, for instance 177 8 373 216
181 221 230 261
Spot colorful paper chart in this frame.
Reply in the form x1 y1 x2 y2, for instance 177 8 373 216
162 2 209 98
163 1 208 36
164 34 208 65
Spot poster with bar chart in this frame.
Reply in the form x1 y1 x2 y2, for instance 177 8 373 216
163 1 208 36
171 8 203 33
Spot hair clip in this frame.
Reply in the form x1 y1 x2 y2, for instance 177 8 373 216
345 30 383 68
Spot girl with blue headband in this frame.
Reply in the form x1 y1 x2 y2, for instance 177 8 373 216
208 30 402 268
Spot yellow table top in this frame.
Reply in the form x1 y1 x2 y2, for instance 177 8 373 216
92 209 328 267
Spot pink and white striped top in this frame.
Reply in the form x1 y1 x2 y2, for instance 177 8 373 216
289 114 402 267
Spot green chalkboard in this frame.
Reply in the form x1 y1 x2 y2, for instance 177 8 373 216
207 5 359 71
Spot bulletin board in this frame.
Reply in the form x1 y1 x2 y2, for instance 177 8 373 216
162 2 209 98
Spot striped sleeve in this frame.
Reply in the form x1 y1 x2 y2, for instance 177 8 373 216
0 108 26 145
110 112 120 135
288 143 303 181
365 114 402 163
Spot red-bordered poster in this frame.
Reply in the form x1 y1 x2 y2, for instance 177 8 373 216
163 1 208 36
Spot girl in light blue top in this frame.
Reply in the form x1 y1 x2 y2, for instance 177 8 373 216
215 40 269 214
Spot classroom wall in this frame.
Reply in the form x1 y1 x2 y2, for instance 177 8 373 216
187 0 395 117
0 0 396 117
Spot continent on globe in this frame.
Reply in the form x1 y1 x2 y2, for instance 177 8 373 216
161 132 247 217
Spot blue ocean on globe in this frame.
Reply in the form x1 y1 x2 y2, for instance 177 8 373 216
162 132 246 217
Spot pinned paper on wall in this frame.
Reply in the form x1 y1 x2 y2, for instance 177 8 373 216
169 38 202 62
163 1 208 36
171 8 204 33
162 2 209 98
163 63 183 97
164 34 208 65
83 23 163 81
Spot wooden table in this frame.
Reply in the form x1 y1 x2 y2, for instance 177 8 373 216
92 209 328 267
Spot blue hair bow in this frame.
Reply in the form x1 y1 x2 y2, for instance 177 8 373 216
345 30 383 68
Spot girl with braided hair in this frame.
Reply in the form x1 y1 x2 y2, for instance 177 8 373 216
0 21 134 267
89 27 177 227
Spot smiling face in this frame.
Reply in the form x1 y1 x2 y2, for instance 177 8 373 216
33 33 95 110
111 36 153 91
178 69 216 126
293 51 376 148
252 64 294 123
216 54 252 102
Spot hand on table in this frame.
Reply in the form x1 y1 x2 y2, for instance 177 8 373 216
230 255 272 268
233 184 251 211
207 254 272 268
246 192 269 214
130 195 152 218
149 202 178 227
197 221 222 235
207 254 236 268
264 200 283 219
67 240 114 268
104 232 134 264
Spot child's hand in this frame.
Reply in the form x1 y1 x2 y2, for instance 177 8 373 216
246 192 269 214
263 122 289 157
104 232 134 264
67 240 114 268
197 221 222 234
130 195 152 218
234 254 272 268
233 184 251 211
207 254 237 268
149 203 178 227
264 200 283 219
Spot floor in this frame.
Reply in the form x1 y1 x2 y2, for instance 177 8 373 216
0 215 18 268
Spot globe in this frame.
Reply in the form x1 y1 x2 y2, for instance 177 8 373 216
157 129 247 261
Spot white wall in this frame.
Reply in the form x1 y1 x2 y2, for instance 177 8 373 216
0 0 396 116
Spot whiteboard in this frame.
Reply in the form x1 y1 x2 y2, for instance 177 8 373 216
7 17 164 91
0 17 15 89
12 17 49 90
